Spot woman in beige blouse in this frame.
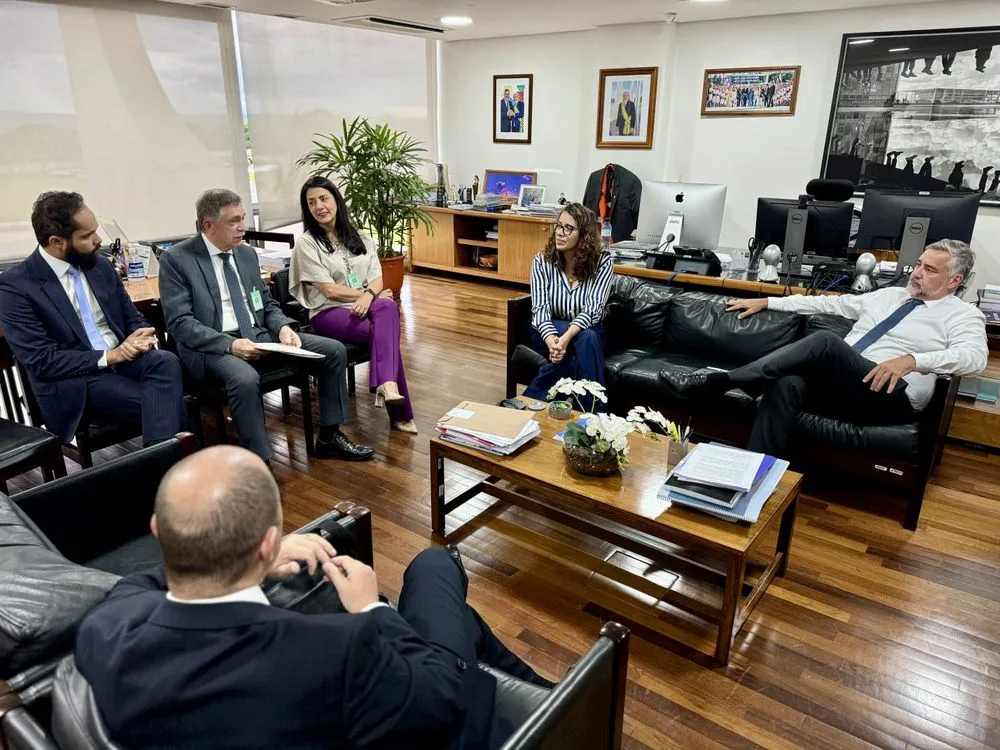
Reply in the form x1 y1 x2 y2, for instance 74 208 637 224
289 176 416 433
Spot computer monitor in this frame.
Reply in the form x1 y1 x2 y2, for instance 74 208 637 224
635 181 727 249
856 189 981 268
754 198 854 260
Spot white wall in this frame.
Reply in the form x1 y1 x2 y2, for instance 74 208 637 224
439 22 675 199
439 0 1000 289
665 0 1000 292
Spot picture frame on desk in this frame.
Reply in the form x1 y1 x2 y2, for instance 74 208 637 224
518 184 546 208
493 73 533 144
484 169 536 205
596 67 658 149
701 66 801 117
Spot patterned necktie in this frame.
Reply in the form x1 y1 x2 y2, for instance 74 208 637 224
66 266 109 351
852 298 924 353
218 252 255 339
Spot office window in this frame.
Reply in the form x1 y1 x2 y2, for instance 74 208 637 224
0 0 243 260
235 13 434 227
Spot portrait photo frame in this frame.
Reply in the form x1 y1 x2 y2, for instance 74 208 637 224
596 67 659 149
701 66 801 117
820 26 1000 205
517 184 546 208
493 74 533 145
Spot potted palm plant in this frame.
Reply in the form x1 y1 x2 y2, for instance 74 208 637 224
296 116 433 298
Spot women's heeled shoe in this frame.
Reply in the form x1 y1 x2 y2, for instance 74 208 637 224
393 420 418 434
376 384 405 406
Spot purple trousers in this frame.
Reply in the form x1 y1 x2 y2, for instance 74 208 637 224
312 298 413 422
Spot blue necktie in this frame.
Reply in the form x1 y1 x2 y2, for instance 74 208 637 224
218 252 255 339
852 298 924 353
66 266 110 352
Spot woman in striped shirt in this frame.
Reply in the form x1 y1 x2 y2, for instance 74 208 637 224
523 202 615 403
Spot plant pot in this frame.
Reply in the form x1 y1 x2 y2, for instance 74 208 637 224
380 253 405 299
563 443 619 477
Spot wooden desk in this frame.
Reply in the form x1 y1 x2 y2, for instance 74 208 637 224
411 206 557 284
612 264 818 297
124 277 160 306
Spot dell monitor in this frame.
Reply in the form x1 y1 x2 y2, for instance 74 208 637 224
856 189 981 268
635 181 727 250
754 198 854 272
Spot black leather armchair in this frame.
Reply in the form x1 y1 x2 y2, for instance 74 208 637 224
507 276 959 530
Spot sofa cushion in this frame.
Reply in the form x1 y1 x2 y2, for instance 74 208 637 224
605 349 653 390
0 497 118 678
664 292 802 365
796 413 920 458
613 353 755 411
624 283 684 353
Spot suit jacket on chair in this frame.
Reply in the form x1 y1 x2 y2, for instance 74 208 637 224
158 235 295 380
0 249 148 442
75 567 498 750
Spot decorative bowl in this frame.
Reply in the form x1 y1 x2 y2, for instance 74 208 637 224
548 400 573 420
563 443 619 476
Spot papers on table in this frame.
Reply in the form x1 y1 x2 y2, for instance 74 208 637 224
436 401 540 456
253 342 324 359
671 443 765 493
660 456 789 524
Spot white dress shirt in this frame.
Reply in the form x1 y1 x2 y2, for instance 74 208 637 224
166 582 388 612
203 234 253 335
39 249 118 369
769 286 988 410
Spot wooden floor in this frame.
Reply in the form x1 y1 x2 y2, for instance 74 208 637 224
13 273 1000 749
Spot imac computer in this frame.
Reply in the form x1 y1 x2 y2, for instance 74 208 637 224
856 189 981 269
754 197 854 274
634 181 728 250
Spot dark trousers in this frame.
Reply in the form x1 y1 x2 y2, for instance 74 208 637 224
398 549 553 749
202 330 349 461
727 331 915 458
523 322 606 407
85 349 189 444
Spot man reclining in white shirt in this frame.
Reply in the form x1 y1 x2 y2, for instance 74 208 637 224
660 239 989 458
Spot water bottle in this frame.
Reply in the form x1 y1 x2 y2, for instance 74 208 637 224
601 219 612 250
126 245 146 281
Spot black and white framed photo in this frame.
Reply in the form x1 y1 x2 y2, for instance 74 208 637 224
493 74 533 144
822 26 1000 204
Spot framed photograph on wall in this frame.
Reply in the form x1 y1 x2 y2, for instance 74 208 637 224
701 66 801 117
493 74 533 144
821 26 1000 205
596 67 658 149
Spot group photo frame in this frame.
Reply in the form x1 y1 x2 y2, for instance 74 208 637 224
493 73 533 144
701 66 801 117
596 67 659 149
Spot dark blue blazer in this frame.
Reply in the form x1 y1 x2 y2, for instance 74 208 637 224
0 250 147 442
75 568 501 750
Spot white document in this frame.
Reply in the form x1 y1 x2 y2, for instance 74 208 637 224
253 342 324 359
672 444 765 492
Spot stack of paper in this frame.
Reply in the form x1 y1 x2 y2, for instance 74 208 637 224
436 401 540 456
659 443 787 523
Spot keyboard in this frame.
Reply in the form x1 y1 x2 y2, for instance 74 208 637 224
611 240 659 253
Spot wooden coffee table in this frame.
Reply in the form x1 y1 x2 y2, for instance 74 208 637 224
430 408 802 665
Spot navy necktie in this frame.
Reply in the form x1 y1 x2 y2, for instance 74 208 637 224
218 253 255 340
852 298 924 353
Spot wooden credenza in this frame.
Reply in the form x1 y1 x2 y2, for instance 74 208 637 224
410 206 556 284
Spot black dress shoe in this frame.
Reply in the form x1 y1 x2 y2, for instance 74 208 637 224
314 431 375 461
444 544 469 588
659 369 726 402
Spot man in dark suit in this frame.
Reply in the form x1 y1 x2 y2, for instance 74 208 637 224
75 445 553 749
615 90 637 136
158 189 373 463
499 87 516 133
0 191 188 445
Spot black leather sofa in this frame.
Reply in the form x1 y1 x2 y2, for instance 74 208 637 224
506 276 958 530
1 440 631 749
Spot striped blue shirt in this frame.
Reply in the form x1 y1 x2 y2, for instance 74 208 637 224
530 251 615 340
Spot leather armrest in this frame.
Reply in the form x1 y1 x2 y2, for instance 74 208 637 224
506 295 533 362
2 707 59 750
482 664 551 728
13 435 197 564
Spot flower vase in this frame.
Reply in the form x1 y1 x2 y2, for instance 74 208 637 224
563 443 619 476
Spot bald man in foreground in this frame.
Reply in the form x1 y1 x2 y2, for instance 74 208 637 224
74 446 553 750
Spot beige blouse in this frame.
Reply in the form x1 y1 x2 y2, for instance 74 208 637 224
289 232 382 316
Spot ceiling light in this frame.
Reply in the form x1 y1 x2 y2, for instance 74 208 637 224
849 39 875 45
889 47 910 53
440 15 473 27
